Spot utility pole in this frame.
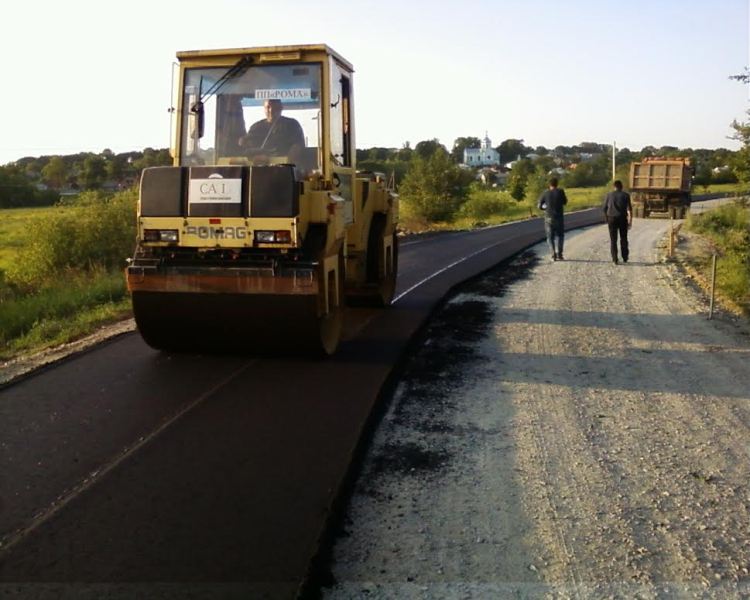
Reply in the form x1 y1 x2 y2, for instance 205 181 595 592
612 140 616 182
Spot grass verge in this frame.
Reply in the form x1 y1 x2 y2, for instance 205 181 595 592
0 271 131 360
399 184 606 233
681 201 749 314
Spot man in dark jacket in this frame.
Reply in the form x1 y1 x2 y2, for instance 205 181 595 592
602 180 633 264
239 99 305 157
537 177 568 261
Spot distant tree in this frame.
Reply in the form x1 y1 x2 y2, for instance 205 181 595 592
496 139 529 164
105 155 127 183
615 147 635 165
730 68 750 84
506 158 534 201
532 154 556 173
576 141 607 154
524 166 550 207
367 147 392 161
397 142 413 162
451 136 481 163
414 139 447 160
729 71 750 182
23 158 44 180
81 155 107 189
131 148 171 172
657 145 680 156
399 148 473 221
562 154 610 187
693 162 713 186
41 156 68 189
0 165 55 208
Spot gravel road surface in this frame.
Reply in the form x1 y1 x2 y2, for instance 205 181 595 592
322 220 750 598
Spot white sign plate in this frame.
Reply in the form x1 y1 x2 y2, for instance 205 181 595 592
189 177 242 204
255 88 312 101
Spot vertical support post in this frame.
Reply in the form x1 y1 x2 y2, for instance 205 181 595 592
668 214 674 257
612 141 616 182
708 254 717 320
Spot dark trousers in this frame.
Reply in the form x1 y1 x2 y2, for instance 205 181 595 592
544 218 564 257
606 217 629 262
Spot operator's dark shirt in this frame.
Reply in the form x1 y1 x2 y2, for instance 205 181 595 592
602 190 632 220
243 116 305 155
537 187 568 223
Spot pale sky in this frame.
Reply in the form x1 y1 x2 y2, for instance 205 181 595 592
1 0 747 165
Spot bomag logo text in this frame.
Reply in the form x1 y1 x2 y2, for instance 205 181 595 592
185 226 247 239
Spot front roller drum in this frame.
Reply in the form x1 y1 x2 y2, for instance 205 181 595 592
132 290 343 356
130 248 345 355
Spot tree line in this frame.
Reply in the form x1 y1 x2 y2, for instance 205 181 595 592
359 139 742 223
0 138 742 211
0 148 170 208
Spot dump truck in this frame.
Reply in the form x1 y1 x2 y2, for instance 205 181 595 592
629 157 692 218
126 45 398 354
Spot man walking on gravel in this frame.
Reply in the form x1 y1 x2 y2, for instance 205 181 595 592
537 177 568 261
602 180 633 264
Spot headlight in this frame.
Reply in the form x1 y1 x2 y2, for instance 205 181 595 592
254 230 292 244
143 229 179 243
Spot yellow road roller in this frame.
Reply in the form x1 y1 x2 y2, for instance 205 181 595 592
126 45 398 354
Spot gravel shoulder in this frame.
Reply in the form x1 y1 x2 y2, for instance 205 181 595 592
0 320 136 387
322 219 750 598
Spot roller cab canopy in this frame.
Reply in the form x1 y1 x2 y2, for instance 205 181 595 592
171 44 355 180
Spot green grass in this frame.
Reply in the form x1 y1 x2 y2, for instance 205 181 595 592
684 201 750 313
0 270 131 359
692 182 750 197
0 206 58 272
400 184 607 232
4 181 741 361
0 195 136 360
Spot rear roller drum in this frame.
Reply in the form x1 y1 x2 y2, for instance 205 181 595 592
315 249 345 355
364 214 398 307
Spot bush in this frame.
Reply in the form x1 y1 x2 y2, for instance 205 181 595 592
459 186 512 220
399 149 473 222
688 203 749 239
6 189 137 288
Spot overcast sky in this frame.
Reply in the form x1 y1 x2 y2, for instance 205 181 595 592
1 0 748 164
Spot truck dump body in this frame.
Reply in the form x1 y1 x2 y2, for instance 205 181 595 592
630 160 692 193
629 157 692 219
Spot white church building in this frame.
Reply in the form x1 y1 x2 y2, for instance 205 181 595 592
463 133 500 167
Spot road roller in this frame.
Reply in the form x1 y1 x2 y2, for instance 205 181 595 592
126 45 398 354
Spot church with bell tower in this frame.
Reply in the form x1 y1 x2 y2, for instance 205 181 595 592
463 132 500 166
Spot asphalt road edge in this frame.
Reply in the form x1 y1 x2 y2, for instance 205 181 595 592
298 208 602 599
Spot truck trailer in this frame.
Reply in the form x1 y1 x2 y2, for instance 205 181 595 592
629 157 693 219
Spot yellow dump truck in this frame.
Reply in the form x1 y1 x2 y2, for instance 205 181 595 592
126 45 398 354
629 157 692 218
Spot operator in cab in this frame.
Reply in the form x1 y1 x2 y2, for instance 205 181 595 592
239 99 305 160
